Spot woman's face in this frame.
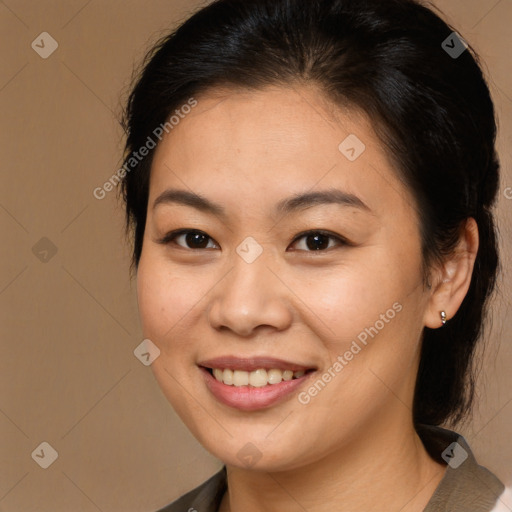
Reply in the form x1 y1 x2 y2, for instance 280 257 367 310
137 85 432 471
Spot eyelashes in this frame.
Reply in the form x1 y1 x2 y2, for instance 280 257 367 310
156 228 352 253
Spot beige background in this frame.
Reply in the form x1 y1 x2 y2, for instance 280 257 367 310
0 0 510 511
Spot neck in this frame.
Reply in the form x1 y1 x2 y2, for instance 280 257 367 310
219 411 447 512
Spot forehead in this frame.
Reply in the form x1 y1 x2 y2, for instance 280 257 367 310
154 85 366 169
148 85 416 221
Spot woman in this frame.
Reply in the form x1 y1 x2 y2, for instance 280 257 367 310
119 0 506 510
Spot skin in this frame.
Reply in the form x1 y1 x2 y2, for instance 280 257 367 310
136 85 479 512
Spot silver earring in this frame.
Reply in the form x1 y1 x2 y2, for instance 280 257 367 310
440 311 447 325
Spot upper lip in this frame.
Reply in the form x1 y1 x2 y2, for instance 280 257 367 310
198 356 317 372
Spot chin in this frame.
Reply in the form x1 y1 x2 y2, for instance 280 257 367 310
196 434 315 473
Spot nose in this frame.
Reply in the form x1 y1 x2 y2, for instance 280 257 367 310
207 254 293 338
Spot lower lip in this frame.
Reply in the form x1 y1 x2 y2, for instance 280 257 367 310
200 367 314 411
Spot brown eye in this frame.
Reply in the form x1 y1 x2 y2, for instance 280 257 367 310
289 230 348 252
158 230 218 250
158 229 349 253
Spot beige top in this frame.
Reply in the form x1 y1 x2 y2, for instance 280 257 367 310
157 424 505 512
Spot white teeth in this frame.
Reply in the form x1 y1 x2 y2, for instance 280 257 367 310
211 368 309 386
282 370 293 381
249 369 268 387
267 369 284 385
233 370 249 386
223 368 234 385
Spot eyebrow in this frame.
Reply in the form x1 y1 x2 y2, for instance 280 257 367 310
152 187 372 219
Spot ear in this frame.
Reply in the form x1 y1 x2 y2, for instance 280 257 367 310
423 218 479 329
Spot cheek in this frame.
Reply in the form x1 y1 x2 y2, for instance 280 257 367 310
297 260 406 342
136 256 196 344
136 256 202 414
295 248 424 393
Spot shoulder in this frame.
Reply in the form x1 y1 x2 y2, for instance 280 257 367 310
417 424 505 512
155 466 227 512
490 487 512 512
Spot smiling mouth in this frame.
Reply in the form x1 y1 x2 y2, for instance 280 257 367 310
203 367 316 387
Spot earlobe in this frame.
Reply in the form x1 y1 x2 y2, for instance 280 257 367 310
423 218 479 329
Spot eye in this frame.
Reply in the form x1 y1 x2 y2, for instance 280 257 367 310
157 229 349 252
289 230 348 252
157 229 219 250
